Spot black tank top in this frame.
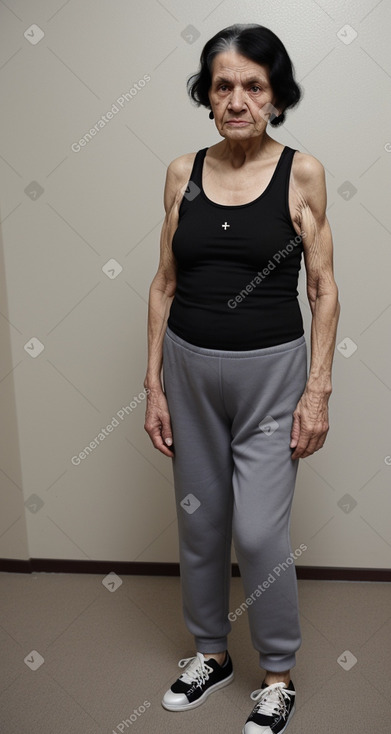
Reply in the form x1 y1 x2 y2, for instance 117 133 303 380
167 145 304 349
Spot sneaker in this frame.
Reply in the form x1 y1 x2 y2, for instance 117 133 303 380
161 651 234 711
242 680 296 733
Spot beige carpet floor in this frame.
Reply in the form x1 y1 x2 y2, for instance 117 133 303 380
0 572 390 733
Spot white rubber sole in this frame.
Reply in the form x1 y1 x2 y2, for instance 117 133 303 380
241 703 295 734
162 671 234 711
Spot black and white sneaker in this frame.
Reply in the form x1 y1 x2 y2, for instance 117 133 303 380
162 651 234 711
242 680 296 733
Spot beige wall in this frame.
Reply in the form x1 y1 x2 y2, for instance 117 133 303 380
1 0 390 568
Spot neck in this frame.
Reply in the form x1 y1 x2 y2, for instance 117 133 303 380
218 132 275 168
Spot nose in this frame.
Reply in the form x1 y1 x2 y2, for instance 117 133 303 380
228 85 246 112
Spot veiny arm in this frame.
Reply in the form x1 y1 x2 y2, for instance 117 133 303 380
290 155 341 459
143 157 190 457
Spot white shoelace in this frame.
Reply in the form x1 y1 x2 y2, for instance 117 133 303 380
250 681 295 717
177 652 214 689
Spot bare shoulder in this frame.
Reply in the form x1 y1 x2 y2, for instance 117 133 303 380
164 152 197 212
168 152 197 181
291 151 325 188
290 151 327 223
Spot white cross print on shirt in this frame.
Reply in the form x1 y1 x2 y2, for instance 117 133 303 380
221 222 230 230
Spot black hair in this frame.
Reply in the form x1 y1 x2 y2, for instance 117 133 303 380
187 23 302 126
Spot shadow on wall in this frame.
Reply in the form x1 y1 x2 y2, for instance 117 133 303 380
0 205 29 560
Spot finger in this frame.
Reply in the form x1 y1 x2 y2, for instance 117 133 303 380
151 430 174 457
290 413 301 448
305 433 327 456
291 445 306 460
158 441 175 458
292 430 328 459
145 421 174 457
290 429 311 459
161 414 174 450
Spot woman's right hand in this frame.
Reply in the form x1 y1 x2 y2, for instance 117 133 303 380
144 386 174 457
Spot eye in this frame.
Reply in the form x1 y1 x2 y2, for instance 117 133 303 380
218 84 229 92
250 85 262 93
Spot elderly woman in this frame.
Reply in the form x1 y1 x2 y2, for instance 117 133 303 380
144 23 340 734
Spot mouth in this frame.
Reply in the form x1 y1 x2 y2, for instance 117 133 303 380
225 120 251 126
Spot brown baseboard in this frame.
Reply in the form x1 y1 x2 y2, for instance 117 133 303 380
0 558 390 581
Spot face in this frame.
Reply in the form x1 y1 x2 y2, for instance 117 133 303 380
208 50 280 139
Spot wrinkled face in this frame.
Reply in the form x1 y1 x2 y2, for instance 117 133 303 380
208 49 280 139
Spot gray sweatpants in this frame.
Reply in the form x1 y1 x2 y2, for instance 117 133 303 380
163 326 308 672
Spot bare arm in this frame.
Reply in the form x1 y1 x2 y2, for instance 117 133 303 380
145 196 179 388
290 155 341 459
144 156 193 457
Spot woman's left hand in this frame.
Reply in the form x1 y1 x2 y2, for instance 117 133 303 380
290 389 330 459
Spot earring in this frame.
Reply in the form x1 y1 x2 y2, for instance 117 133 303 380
209 110 214 120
